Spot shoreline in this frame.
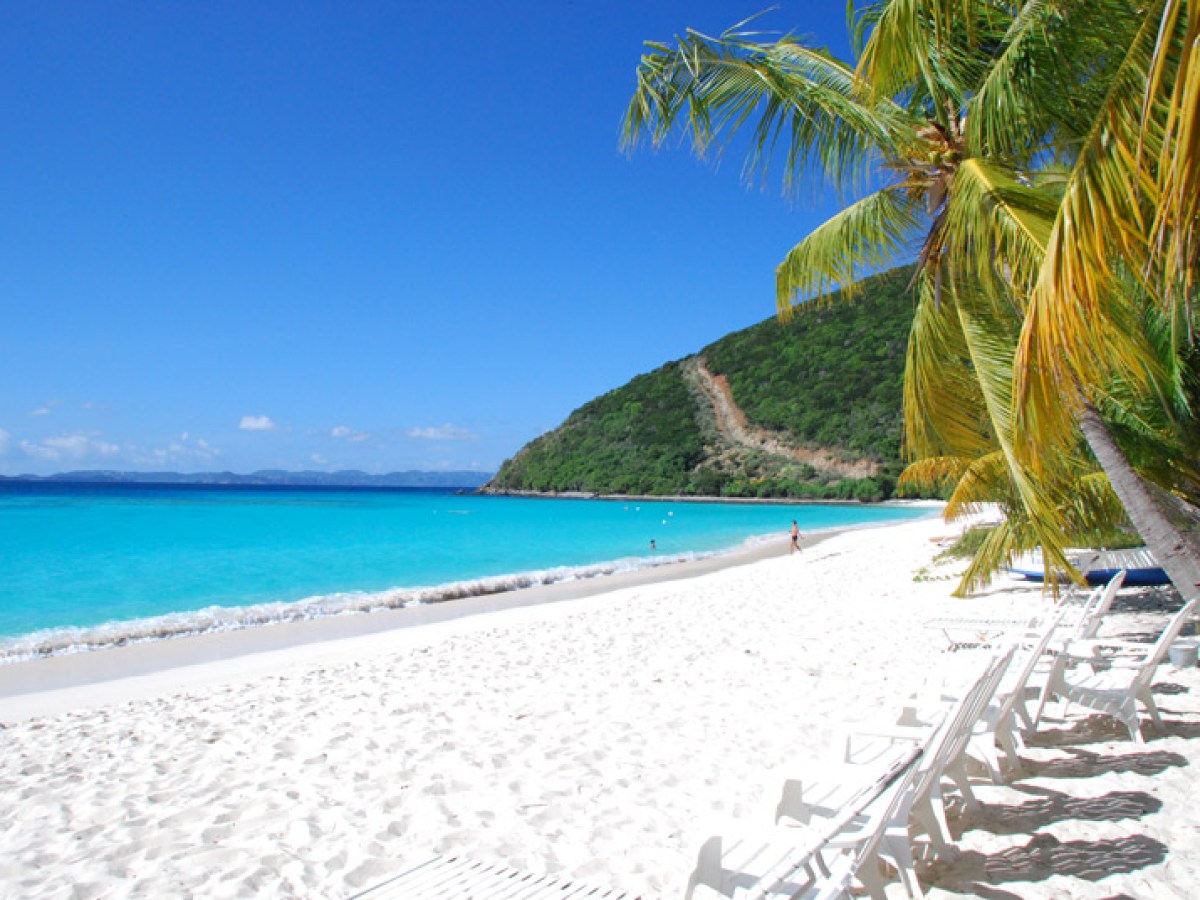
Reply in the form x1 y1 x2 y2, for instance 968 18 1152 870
3 513 1199 899
0 492 937 668
477 488 944 507
0 520 857 719
0 507 941 711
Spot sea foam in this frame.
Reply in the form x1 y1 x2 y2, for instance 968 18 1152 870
0 545 743 664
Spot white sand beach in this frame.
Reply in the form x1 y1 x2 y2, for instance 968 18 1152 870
2 514 1199 899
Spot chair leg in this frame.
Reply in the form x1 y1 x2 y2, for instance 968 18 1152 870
1033 657 1067 728
995 722 1022 778
943 759 979 811
1014 695 1036 735
1141 688 1165 730
879 829 924 900
853 852 889 900
910 791 953 852
974 737 1004 785
1122 712 1145 743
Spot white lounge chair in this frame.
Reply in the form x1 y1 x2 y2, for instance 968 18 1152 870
964 603 1076 783
1069 570 1127 641
773 648 1016 899
686 745 922 899
925 570 1125 652
1034 598 1199 742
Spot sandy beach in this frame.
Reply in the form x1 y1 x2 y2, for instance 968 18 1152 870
2 514 1198 899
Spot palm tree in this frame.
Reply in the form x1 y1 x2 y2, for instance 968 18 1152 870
623 1 1200 595
859 0 1200 594
902 272 1200 595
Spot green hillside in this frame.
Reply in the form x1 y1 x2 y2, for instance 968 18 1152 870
487 268 918 500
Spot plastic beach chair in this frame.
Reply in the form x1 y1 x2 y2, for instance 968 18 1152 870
774 648 1016 899
1034 598 1199 742
964 604 1075 782
685 745 923 899
925 570 1125 651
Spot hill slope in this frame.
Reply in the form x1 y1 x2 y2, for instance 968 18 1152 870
487 268 917 500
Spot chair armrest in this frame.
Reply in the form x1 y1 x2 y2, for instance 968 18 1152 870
1064 638 1151 655
848 723 932 744
1050 646 1144 669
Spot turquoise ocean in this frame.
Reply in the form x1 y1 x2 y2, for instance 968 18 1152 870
0 483 930 661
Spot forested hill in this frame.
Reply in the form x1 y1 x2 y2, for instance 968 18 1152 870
487 267 918 501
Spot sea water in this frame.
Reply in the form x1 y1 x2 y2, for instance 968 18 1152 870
0 483 930 661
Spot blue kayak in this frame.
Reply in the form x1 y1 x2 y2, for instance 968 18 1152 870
1009 565 1170 586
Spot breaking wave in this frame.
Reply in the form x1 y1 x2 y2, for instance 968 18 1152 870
0 540 767 665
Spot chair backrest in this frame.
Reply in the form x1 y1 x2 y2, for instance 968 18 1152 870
1076 570 1127 639
1131 598 1200 691
1065 581 1105 611
997 604 1073 720
1051 581 1103 634
904 647 1016 814
688 747 922 900
803 750 924 900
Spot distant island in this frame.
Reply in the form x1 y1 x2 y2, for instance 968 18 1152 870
0 469 494 489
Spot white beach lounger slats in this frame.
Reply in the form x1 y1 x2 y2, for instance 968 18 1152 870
811 646 1014 899
686 746 923 899
691 650 1016 900
964 602 1077 782
925 570 1125 651
349 854 641 900
1035 598 1199 742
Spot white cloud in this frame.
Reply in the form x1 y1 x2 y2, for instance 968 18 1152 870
405 423 478 442
19 432 120 462
132 433 221 468
29 400 60 417
0 428 9 455
239 415 278 432
312 453 329 465
330 425 369 443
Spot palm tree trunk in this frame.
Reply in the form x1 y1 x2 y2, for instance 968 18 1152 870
1078 403 1200 600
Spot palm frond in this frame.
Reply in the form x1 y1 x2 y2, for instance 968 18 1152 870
952 517 1024 597
1146 1 1200 294
939 157 1058 298
949 276 1077 563
967 0 1145 160
1062 471 1131 539
622 24 917 191
897 455 968 495
943 449 1010 519
775 186 923 311
1014 5 1175 423
855 0 1016 117
903 276 992 460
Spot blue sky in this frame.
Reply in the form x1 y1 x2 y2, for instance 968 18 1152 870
2 1 854 476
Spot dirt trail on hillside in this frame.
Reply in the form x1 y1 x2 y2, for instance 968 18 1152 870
682 357 879 479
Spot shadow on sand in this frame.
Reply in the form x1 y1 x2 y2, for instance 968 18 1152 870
926 832 1167 895
960 785 1161 835
1018 744 1189 779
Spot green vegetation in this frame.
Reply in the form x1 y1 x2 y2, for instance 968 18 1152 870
623 2 1200 595
488 363 706 496
488 270 917 499
705 267 912 462
936 527 995 563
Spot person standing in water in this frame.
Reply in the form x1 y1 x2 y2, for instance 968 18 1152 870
790 520 802 554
